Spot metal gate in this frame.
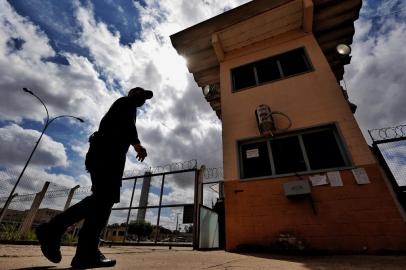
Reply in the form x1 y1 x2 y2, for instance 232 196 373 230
104 160 204 249
369 125 406 210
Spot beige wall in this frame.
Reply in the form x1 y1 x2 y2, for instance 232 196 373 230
220 31 375 181
219 30 406 252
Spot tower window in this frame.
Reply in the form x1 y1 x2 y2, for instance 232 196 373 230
238 125 350 179
231 47 312 91
240 141 272 178
232 63 256 90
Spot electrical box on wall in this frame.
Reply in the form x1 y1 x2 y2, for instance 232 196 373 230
283 180 311 196
255 104 275 136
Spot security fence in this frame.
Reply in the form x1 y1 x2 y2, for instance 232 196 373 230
369 124 406 210
104 162 225 249
0 161 225 247
105 160 200 247
0 182 83 241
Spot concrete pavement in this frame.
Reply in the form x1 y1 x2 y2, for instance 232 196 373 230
0 244 406 269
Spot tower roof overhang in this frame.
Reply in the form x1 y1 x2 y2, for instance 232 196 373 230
170 0 362 119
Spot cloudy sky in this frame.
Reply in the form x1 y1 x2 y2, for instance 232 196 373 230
0 0 405 227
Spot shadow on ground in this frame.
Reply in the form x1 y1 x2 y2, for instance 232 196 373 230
235 252 406 270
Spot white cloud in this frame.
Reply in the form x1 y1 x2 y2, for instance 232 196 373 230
71 0 232 176
0 1 119 128
347 1 406 133
0 123 68 167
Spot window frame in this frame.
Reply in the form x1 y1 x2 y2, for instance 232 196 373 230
237 123 353 180
231 47 314 92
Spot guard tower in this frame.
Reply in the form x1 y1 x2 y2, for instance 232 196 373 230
171 0 406 252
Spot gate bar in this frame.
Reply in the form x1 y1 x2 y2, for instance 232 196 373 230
123 177 138 243
113 203 193 211
155 174 165 243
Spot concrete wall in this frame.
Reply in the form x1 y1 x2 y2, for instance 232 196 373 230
220 31 406 252
224 164 406 252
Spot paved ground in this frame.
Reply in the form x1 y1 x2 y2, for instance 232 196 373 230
0 244 406 269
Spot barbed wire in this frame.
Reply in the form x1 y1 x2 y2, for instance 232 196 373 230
0 167 71 196
0 161 222 204
0 188 74 202
204 167 223 181
123 159 198 177
368 124 406 142
42 189 71 199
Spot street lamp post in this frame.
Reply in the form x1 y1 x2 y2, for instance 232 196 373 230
0 88 84 219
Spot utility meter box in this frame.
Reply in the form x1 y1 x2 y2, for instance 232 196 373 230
255 104 274 136
283 180 311 197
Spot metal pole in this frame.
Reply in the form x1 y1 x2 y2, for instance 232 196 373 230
175 214 179 242
192 168 199 249
0 88 84 220
0 124 48 220
368 129 374 143
123 178 137 243
155 174 165 243
193 166 205 250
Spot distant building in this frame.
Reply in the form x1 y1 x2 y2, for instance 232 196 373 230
0 207 61 226
171 0 406 252
104 225 126 242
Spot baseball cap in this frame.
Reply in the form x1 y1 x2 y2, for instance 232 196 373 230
129 87 153 99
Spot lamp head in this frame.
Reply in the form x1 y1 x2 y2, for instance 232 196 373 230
336 44 352 56
22 88 34 95
203 85 210 96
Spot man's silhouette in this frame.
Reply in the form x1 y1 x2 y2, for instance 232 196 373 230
36 87 153 268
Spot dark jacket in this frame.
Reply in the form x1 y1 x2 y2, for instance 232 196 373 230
85 96 141 201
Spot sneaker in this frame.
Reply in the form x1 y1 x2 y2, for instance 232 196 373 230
71 249 116 269
36 223 62 263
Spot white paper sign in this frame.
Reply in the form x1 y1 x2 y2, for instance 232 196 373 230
352 168 370 185
246 149 259 159
327 171 343 187
309 174 328 186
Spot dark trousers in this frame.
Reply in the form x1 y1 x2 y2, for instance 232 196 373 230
49 193 114 254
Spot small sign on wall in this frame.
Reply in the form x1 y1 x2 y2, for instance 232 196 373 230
327 171 343 187
309 174 328 186
352 168 370 185
246 149 259 159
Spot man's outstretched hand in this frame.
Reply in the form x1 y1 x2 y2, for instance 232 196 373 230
133 144 147 162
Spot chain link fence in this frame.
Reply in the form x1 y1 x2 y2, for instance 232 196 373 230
369 124 406 210
0 161 221 244
0 167 89 241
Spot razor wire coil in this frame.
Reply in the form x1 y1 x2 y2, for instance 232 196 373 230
203 167 224 181
369 124 406 142
123 159 197 177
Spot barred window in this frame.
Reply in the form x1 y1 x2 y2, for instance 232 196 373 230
239 125 350 179
232 47 312 91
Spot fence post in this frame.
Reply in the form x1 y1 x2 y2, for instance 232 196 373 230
17 181 50 239
193 165 205 250
155 174 166 243
0 193 19 223
123 176 138 243
64 185 80 211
